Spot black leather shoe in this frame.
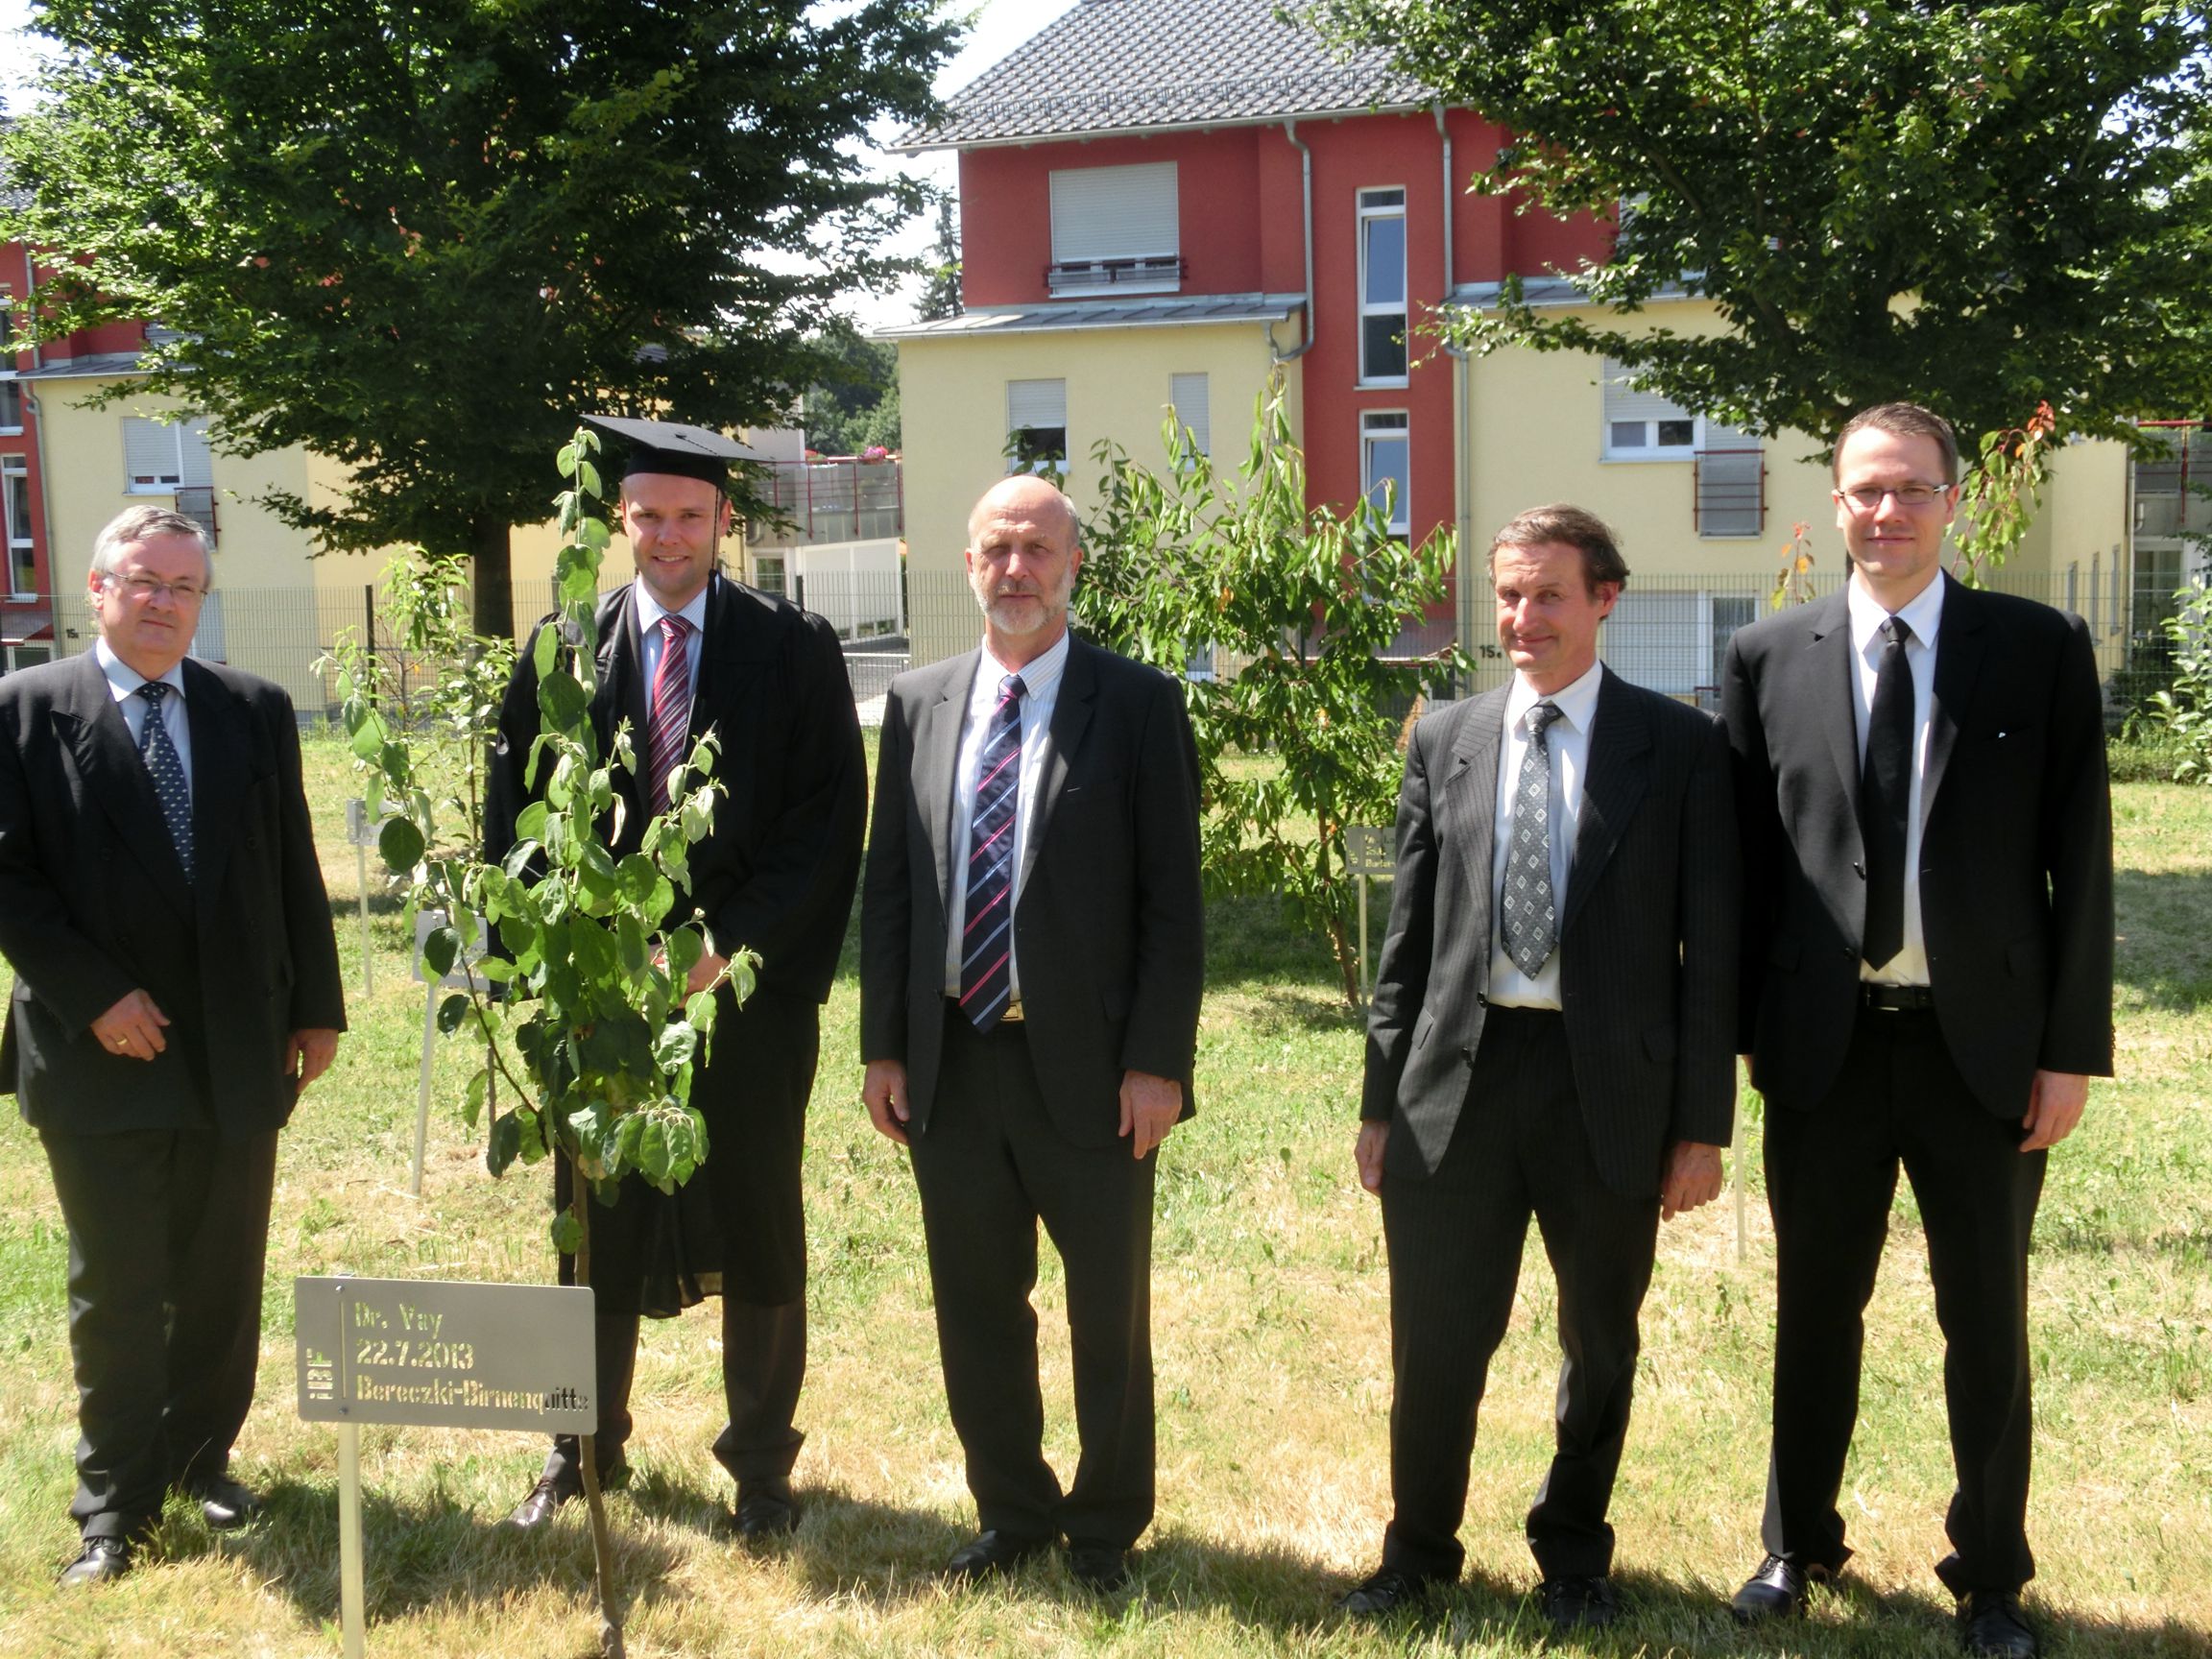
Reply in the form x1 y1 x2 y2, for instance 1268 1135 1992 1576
1959 1589 2037 1658
1731 1552 1830 1622
1540 1575 1620 1631
943 1528 1052 1581
59 1536 132 1586
1335 1566 1443 1617
1066 1539 1131 1594
733 1478 799 1540
185 1475 263 1531
502 1456 627 1528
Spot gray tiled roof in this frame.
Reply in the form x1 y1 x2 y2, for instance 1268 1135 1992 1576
899 0 1434 151
875 292 1303 340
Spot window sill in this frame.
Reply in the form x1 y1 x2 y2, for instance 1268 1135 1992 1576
1599 450 1695 465
1357 378 1410 392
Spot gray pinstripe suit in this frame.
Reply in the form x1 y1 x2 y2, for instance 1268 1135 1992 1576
1360 666 1739 1582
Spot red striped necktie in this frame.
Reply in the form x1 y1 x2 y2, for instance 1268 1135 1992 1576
647 613 695 815
958 673 1027 1029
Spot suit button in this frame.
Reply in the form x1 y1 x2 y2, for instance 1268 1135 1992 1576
1840 947 1855 959
1852 860 1865 878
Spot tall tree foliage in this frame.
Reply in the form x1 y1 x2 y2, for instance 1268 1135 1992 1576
0 0 958 636
916 194 963 322
804 325 901 455
1313 0 2212 456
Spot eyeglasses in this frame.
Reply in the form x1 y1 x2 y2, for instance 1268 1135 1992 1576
106 574 209 605
1835 482 1953 513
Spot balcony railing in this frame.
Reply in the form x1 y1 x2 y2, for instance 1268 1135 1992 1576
1694 446 1765 538
2135 419 2212 539
747 457 902 548
1045 254 1185 297
175 485 220 548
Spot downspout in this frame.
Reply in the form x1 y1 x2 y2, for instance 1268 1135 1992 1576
1437 104 1475 687
1268 118 1316 367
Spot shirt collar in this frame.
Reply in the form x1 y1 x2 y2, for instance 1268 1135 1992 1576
1848 568 1946 656
94 637 187 703
633 574 711 637
1506 658 1603 734
979 627 1071 706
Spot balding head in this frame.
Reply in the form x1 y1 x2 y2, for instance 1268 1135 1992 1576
964 475 1084 668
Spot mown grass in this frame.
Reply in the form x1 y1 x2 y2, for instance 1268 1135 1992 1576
0 741 2204 1657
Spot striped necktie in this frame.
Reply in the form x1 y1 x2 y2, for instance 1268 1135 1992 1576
647 613 695 815
136 680 195 884
958 674 1027 1030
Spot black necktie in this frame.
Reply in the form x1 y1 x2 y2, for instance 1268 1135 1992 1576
958 674 1026 1029
136 681 195 884
1861 615 1913 968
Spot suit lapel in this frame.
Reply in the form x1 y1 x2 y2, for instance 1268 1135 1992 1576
1923 571 1984 814
913 650 976 915
53 652 193 917
1442 686 1506 963
181 660 249 908
1803 590 1863 813
1563 669 1650 934
1019 638 1094 896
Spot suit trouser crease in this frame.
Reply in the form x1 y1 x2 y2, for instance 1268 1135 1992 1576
44 1125 279 1538
1380 1009 1658 1582
908 1010 1156 1549
1761 1007 2044 1591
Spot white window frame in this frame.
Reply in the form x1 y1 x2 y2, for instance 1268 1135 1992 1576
1168 372 1210 461
4 455 35 599
1600 357 1702 460
0 375 21 435
1358 187 1409 388
1361 409 1411 536
1005 378 1069 477
1048 163 1181 297
123 414 214 494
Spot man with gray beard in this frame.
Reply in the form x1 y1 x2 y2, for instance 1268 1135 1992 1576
859 475 1204 1594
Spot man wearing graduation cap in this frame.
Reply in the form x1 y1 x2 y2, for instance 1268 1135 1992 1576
486 416 866 1537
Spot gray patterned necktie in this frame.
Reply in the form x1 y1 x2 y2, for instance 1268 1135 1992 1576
136 681 195 884
1501 699 1560 976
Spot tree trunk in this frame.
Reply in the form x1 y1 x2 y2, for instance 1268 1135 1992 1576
470 513 515 641
570 1163 625 1659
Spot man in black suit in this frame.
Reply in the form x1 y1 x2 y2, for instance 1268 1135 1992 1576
1721 403 2112 1658
859 474 1203 1595
1343 505 1739 1630
487 419 865 1537
0 505 346 1584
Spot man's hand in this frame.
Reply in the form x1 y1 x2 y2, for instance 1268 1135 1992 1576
1661 1141 1724 1220
863 1059 912 1147
89 990 169 1062
686 950 729 997
2020 1070 2088 1152
1355 1120 1389 1196
1118 1070 1182 1160
285 1028 341 1096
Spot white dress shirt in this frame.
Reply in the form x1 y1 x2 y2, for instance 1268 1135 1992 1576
96 637 194 793
1847 572 1944 986
1486 661 1603 1009
942 629 1071 1000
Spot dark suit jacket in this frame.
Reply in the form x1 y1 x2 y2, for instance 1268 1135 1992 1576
0 651 347 1139
485 574 866 1005
1720 574 2114 1116
1362 668 1740 1196
859 636 1204 1147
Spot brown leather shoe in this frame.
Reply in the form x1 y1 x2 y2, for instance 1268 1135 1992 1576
59 1536 132 1586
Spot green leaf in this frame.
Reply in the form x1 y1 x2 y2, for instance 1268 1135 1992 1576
639 1119 673 1187
435 991 470 1035
514 801 549 844
422 926 459 979
664 926 704 986
462 1068 489 1131
487 1112 522 1176
654 1022 697 1071
685 990 718 1032
378 815 425 873
616 913 650 975
550 1207 584 1255
539 669 590 733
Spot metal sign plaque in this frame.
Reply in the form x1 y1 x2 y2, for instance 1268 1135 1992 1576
1343 825 1396 877
344 798 395 850
295 1277 596 1432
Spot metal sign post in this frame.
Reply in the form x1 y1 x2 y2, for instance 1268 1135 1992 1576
343 801 378 998
409 910 488 1197
1343 826 1396 1001
297 1276 596 1657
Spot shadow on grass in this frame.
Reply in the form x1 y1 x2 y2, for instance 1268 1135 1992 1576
2115 868 2212 1013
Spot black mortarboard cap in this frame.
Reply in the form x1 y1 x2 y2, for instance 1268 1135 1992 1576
581 414 757 488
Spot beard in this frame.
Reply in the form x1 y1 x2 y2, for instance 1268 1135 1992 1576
972 572 1072 637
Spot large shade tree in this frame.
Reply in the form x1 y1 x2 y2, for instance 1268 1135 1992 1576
0 0 959 635
1312 0 2212 458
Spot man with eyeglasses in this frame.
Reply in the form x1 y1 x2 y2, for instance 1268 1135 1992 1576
0 504 346 1584
1720 403 2112 1657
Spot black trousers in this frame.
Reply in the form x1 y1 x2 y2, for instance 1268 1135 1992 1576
1379 1007 1661 1582
1761 1005 2045 1592
907 1008 1157 1550
42 1124 279 1540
